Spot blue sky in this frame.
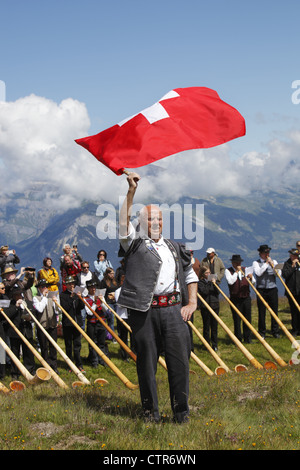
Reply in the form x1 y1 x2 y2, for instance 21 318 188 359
1 0 300 206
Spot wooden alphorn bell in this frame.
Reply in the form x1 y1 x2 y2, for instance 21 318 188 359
197 293 264 370
54 300 139 390
0 335 51 386
21 302 90 387
0 380 26 393
214 279 287 368
0 308 68 389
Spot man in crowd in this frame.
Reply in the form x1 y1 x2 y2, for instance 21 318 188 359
60 275 85 372
61 255 81 292
1 266 34 298
252 244 280 338
32 279 59 372
225 254 254 343
201 247 225 284
282 248 300 336
118 171 198 424
84 279 109 368
0 245 20 273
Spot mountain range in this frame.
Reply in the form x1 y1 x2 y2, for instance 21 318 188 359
1 182 299 296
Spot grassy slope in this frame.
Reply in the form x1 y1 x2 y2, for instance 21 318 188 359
0 297 299 451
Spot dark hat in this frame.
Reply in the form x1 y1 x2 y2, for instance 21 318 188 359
1 267 18 277
65 275 76 284
86 279 97 288
10 286 23 297
36 279 48 288
289 248 299 255
258 244 271 253
230 254 244 263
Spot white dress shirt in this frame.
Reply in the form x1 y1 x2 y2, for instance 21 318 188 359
120 222 198 295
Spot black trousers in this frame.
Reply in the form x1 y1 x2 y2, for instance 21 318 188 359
116 318 133 359
128 304 191 422
257 287 279 336
230 296 252 342
9 336 36 377
286 293 300 335
62 325 82 367
86 321 108 366
36 327 58 370
200 303 219 349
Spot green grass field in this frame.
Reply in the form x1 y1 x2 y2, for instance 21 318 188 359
0 296 299 451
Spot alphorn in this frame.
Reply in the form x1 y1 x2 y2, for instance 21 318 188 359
54 300 139 390
244 276 300 353
272 261 300 314
21 302 90 386
0 381 10 394
197 293 264 369
214 282 287 368
78 294 137 362
190 351 215 376
0 380 26 393
0 335 51 385
0 308 68 389
188 320 230 373
99 296 168 371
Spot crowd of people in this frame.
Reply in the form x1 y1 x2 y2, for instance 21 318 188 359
195 242 300 353
0 243 126 381
0 237 299 392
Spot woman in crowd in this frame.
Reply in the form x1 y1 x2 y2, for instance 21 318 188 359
94 250 113 282
37 257 60 300
100 267 118 335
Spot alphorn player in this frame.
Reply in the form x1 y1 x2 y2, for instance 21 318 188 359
252 245 280 339
225 254 254 344
32 279 59 373
282 248 300 337
4 286 36 380
118 171 198 424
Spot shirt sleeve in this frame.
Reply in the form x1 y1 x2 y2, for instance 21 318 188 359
184 265 199 284
119 221 136 253
33 295 48 313
225 268 238 285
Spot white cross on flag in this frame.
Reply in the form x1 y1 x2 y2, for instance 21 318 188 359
75 87 246 175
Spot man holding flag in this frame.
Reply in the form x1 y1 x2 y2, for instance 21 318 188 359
117 172 198 424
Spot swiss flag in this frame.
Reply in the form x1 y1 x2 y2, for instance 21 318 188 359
75 87 246 175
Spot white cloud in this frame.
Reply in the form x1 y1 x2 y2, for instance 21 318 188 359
0 94 300 211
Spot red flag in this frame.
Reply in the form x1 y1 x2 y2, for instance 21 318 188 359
75 87 245 175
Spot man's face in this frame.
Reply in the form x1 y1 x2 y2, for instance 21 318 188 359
141 205 163 241
260 251 269 260
88 286 96 295
66 282 75 292
6 273 16 281
232 261 241 269
65 256 72 266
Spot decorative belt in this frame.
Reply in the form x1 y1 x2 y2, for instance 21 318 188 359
151 292 181 308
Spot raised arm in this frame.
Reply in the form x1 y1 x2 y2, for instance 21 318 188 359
119 171 140 237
